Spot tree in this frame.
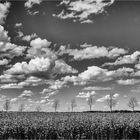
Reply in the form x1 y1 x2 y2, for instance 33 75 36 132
71 98 77 112
52 99 60 112
3 99 11 112
36 105 41 112
128 97 138 111
87 95 94 111
106 93 117 112
18 103 25 112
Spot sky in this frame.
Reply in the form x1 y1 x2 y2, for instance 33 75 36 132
0 0 140 112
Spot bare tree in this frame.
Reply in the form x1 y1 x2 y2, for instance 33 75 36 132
36 105 41 112
3 99 11 112
87 95 94 111
128 97 138 111
52 99 60 112
71 98 77 112
18 103 25 112
106 93 117 112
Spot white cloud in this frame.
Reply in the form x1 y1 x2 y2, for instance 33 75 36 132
28 11 39 15
76 91 96 98
81 19 93 24
15 23 22 28
96 93 119 102
10 97 18 103
27 37 54 58
54 0 114 23
62 66 134 86
39 98 53 104
0 28 26 59
0 83 23 89
0 59 8 65
54 60 78 74
4 43 26 58
19 90 33 98
0 76 45 89
18 76 43 87
117 79 140 85
0 2 11 24
5 57 52 75
135 63 140 70
17 31 24 37
83 86 112 91
0 74 20 84
41 91 58 99
30 37 51 48
5 55 77 80
49 80 66 90
22 33 37 41
0 25 10 42
103 51 140 66
60 46 128 61
78 66 121 82
25 0 42 8
40 88 53 94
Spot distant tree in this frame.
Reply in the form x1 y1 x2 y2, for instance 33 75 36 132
71 98 77 112
106 93 117 112
36 105 41 112
3 99 11 112
18 103 25 112
128 97 138 111
52 99 60 112
87 95 94 111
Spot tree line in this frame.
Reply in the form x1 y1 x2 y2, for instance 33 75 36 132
1 94 139 112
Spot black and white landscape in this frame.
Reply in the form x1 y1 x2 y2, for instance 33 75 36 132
0 0 140 139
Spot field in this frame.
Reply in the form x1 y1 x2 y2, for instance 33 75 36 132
0 112 140 139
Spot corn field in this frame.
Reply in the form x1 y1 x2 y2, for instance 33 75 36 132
0 112 140 139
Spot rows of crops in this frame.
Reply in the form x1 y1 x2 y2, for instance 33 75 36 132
0 112 140 139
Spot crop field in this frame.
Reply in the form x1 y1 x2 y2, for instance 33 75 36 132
0 112 140 139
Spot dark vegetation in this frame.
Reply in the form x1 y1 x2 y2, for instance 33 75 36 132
1 111 140 139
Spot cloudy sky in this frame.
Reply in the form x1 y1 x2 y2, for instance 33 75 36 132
0 0 140 112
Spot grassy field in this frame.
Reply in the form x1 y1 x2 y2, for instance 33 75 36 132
0 111 140 139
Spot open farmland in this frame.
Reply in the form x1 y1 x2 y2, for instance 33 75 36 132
0 112 140 139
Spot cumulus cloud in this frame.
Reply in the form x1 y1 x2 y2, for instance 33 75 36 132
54 60 78 74
27 37 55 59
22 33 37 42
60 45 128 61
10 97 18 103
5 57 52 75
96 93 119 102
19 90 33 98
117 79 140 85
0 25 10 42
0 42 26 58
76 91 96 98
5 56 77 80
24 0 42 9
62 66 134 86
54 0 114 23
0 25 27 59
0 59 8 65
0 2 11 24
103 51 140 66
